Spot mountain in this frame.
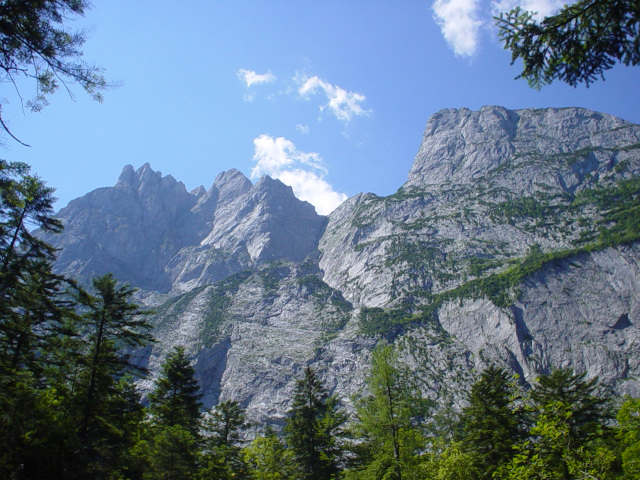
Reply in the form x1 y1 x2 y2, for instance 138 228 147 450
45 106 640 425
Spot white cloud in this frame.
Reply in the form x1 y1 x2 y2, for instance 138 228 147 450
251 134 347 215
297 76 370 122
237 69 276 87
492 0 565 19
433 0 569 58
432 0 483 57
276 170 348 216
296 124 310 134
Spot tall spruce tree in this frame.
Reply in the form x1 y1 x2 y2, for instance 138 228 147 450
529 369 612 480
531 369 610 446
148 346 203 434
285 366 346 480
144 346 203 480
0 161 83 479
201 400 251 479
71 274 153 478
76 274 153 437
460 365 526 480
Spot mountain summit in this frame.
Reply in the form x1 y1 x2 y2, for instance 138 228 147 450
45 106 640 423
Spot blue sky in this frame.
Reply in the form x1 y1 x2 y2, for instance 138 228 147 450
3 0 640 214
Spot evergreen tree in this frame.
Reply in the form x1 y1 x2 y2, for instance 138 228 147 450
200 400 250 479
148 346 203 434
0 161 66 371
460 365 527 479
144 346 203 480
497 401 616 480
285 366 346 480
144 424 200 480
0 161 83 479
346 344 426 480
75 274 154 439
495 0 640 88
531 369 610 447
0 0 109 143
496 369 614 480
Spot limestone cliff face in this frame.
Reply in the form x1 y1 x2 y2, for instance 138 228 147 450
319 106 640 307
45 106 640 424
46 164 326 295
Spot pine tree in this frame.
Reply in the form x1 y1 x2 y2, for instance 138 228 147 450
148 346 203 434
531 369 610 446
71 274 153 478
144 346 203 480
0 161 82 478
285 366 346 480
460 365 526 480
76 274 154 436
200 400 250 479
495 0 640 88
528 369 612 480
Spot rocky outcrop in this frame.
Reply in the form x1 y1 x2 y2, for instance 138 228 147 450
46 164 326 295
406 106 640 193
46 106 640 425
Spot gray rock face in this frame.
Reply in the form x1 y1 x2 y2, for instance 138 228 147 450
46 106 640 424
46 165 326 294
407 106 640 193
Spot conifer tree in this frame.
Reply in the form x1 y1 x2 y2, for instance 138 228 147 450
285 366 346 480
460 365 526 479
528 369 612 480
144 346 203 480
531 369 610 446
76 274 153 438
0 161 82 478
67 274 153 478
200 399 250 479
495 0 640 88
148 346 203 434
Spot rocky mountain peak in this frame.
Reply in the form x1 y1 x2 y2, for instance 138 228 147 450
214 169 253 205
44 106 640 424
115 162 187 200
406 105 639 193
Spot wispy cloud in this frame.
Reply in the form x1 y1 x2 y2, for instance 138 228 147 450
432 0 483 57
433 0 567 57
251 134 347 215
297 75 370 122
237 69 276 87
296 124 310 134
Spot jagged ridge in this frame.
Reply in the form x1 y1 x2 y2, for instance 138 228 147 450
45 106 640 425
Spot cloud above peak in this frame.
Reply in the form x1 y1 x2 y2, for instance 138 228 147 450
432 0 566 57
432 0 483 57
237 69 276 87
298 76 370 122
251 134 347 215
